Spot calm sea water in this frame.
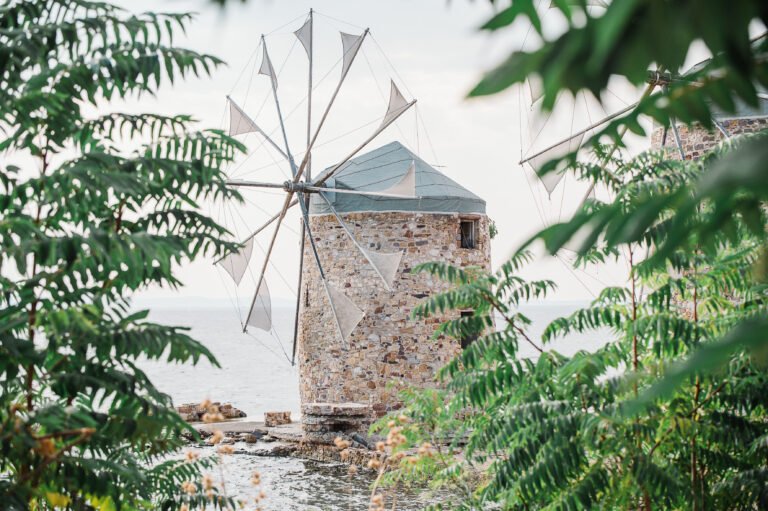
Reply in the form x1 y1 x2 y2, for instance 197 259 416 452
141 302 607 510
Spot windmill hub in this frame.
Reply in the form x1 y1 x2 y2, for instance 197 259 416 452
283 181 314 194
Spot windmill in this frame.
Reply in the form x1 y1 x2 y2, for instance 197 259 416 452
515 3 765 297
216 10 419 362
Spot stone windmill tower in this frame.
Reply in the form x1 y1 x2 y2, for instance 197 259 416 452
297 141 491 417
215 12 492 429
650 60 768 157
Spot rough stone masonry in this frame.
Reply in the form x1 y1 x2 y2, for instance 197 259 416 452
651 117 768 158
297 211 491 417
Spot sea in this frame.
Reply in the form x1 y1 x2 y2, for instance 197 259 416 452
140 302 607 510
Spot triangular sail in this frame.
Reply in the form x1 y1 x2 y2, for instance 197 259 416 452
247 278 272 331
229 99 261 137
326 282 364 344
259 43 278 91
379 81 409 130
376 160 416 197
340 32 365 79
365 250 403 289
526 132 584 195
227 98 289 161
294 17 312 56
528 76 544 106
220 238 253 285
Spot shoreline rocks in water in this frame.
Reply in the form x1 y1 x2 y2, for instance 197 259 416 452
184 402 387 470
175 401 246 422
264 411 291 427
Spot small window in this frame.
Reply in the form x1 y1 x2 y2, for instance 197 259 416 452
460 219 478 249
460 310 478 349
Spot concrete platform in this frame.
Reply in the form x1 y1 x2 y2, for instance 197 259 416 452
194 419 303 441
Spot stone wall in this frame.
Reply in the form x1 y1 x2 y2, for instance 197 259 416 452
297 211 492 416
650 117 768 158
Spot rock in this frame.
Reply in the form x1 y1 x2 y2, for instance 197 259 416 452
243 433 260 443
174 401 246 422
302 402 369 417
264 411 292 427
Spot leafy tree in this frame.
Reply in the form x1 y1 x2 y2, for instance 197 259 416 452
0 0 243 508
378 140 768 509
470 0 768 431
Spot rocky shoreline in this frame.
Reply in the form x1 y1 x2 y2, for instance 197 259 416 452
177 401 384 469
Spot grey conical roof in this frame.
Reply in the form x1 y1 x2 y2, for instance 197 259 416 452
309 141 486 215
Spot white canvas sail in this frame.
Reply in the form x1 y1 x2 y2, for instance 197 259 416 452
379 81 409 131
376 161 416 197
340 32 365 79
247 278 272 331
326 282 364 343
365 250 403 289
526 132 584 195
259 43 278 91
220 238 254 285
229 99 262 137
294 17 312 56
528 76 544 106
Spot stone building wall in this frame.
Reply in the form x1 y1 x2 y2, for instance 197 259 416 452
650 117 768 158
296 211 491 417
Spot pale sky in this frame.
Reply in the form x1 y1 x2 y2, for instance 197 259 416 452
120 0 670 307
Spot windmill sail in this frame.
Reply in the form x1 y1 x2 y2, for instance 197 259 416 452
340 32 365 79
259 42 278 91
227 98 289 160
294 17 312 56
365 250 403 288
526 132 584 195
376 160 416 197
247 278 272 331
228 99 261 137
528 76 544 106
325 282 364 344
220 237 253 285
379 81 409 130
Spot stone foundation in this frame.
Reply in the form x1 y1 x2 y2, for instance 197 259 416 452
297 211 492 416
301 402 372 443
650 117 768 158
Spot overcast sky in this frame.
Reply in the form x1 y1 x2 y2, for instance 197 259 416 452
120 0 699 307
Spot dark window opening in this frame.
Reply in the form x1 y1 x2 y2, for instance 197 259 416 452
304 284 310 308
460 310 478 349
460 219 478 249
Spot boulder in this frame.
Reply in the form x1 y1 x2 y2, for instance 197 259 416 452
264 411 292 427
174 401 246 422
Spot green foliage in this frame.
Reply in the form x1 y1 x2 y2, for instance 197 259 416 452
380 143 768 510
488 219 498 240
472 0 767 122
0 1 243 508
473 0 768 213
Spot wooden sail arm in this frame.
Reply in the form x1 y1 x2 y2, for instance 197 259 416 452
226 179 418 199
313 99 417 187
289 28 370 189
519 100 639 166
213 198 299 265
243 190 295 331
